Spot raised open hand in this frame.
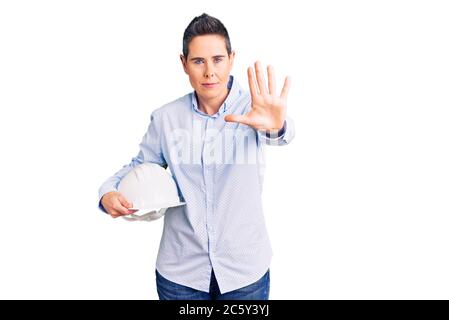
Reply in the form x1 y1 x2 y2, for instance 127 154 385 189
224 61 291 132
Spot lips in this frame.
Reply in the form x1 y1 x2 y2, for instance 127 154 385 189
202 83 218 88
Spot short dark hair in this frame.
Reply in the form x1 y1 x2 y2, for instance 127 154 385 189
182 13 232 59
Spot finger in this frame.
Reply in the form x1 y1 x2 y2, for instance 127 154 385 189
267 65 276 95
118 194 132 208
109 210 123 219
280 76 291 99
118 194 138 213
224 114 255 127
110 208 137 218
113 200 133 215
247 67 258 97
255 61 268 95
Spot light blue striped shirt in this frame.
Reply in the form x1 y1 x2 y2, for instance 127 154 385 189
98 75 295 293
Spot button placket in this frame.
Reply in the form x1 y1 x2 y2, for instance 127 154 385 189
203 117 215 239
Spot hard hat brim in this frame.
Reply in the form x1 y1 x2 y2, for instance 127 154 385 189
122 202 186 221
121 202 186 222
128 201 186 214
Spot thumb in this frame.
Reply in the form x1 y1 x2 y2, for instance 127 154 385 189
224 114 253 127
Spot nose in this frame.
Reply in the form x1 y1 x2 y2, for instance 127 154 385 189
204 63 215 79
205 71 214 79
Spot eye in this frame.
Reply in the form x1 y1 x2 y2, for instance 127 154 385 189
194 60 204 64
214 58 223 63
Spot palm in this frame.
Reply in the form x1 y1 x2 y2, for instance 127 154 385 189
225 61 291 131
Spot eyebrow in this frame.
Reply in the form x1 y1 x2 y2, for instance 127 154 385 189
189 55 226 61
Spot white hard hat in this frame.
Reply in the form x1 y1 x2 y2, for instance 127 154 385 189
117 163 185 221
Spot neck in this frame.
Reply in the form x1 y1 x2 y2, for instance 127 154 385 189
196 87 230 116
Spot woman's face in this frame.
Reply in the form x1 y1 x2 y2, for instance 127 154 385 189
181 34 235 101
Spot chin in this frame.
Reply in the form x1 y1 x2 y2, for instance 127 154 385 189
199 86 217 93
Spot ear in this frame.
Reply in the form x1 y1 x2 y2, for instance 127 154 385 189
180 54 188 74
229 50 236 69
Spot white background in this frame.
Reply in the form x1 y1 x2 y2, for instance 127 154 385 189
0 0 448 299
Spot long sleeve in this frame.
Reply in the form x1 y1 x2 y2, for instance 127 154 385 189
256 115 295 146
97 110 166 213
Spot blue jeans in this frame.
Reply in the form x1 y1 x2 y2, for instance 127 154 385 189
156 268 270 300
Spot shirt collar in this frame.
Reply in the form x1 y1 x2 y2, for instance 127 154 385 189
191 75 241 117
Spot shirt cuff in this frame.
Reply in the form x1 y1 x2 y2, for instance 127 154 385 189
264 121 286 140
98 199 108 214
98 187 118 214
